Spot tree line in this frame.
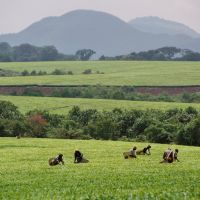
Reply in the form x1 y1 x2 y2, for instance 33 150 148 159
0 42 95 62
0 100 199 146
1 43 200 61
11 86 200 104
99 47 200 61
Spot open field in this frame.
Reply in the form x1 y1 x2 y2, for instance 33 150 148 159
1 95 200 114
1 61 200 86
0 138 199 199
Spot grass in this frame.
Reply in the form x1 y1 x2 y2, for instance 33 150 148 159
1 61 200 86
1 95 200 114
0 137 199 199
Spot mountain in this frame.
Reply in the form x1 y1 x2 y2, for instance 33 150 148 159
0 10 200 56
129 16 200 38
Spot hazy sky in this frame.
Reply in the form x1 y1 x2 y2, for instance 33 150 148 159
0 0 200 34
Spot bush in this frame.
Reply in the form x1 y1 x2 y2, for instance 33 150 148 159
51 69 66 75
82 69 92 74
26 113 48 138
0 100 199 145
0 100 23 120
30 70 37 76
67 71 73 75
177 117 200 146
22 88 44 96
38 70 47 75
21 70 29 76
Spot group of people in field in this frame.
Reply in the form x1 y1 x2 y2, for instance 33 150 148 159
123 145 179 163
48 145 179 166
48 150 89 166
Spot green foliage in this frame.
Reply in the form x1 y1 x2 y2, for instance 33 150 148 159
21 70 47 76
67 70 73 75
146 123 176 143
0 100 200 145
177 117 200 146
82 69 92 74
21 70 30 76
101 47 200 61
22 88 44 97
26 112 48 138
0 100 22 120
51 69 67 75
0 43 77 62
76 49 96 61
0 68 20 77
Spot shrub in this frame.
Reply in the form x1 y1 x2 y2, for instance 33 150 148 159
51 69 66 75
38 70 47 75
67 71 73 75
177 117 200 146
27 114 48 138
21 70 29 76
22 88 44 96
82 69 92 74
30 70 37 76
0 100 22 120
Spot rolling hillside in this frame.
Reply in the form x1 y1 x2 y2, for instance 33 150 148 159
1 95 200 114
0 61 200 86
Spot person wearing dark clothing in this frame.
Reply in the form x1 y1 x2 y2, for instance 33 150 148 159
74 150 83 163
137 145 151 155
49 154 64 166
174 149 180 162
123 146 137 159
160 148 174 163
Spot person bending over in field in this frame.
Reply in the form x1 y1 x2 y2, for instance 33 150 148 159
123 146 137 159
160 148 174 163
174 149 180 162
137 145 151 155
74 150 89 163
49 154 64 166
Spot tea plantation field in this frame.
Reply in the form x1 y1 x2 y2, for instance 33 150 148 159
0 138 199 199
1 61 200 86
1 95 200 114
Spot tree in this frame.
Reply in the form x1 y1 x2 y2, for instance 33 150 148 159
27 114 48 137
0 42 12 54
0 100 22 120
177 117 200 146
13 43 39 61
40 46 59 61
76 49 96 61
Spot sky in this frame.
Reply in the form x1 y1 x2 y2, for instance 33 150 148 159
0 0 200 34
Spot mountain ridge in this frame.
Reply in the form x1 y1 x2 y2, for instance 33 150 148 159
0 9 200 56
129 16 200 38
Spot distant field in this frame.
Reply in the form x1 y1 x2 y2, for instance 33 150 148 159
1 61 200 86
1 95 200 114
0 138 199 199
